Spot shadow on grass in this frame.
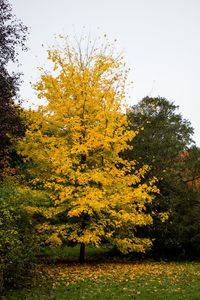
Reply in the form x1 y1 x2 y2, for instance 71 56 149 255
37 244 200 265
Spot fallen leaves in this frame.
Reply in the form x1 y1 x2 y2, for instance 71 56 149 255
5 261 200 299
38 261 200 289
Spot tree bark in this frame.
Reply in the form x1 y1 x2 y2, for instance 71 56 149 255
79 243 85 263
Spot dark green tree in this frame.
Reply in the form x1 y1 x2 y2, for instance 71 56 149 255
0 0 28 177
126 97 199 257
126 96 194 178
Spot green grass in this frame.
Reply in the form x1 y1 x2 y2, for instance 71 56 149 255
39 244 112 262
4 261 200 299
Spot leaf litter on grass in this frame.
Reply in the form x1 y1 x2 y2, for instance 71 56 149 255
5 262 200 300
38 261 200 290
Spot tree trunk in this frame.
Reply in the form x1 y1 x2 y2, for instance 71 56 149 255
79 243 85 263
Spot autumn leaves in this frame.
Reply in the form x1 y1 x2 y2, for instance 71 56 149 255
18 37 158 261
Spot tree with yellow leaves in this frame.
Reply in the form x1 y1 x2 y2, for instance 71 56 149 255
18 36 158 262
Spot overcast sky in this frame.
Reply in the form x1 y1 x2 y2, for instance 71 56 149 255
10 0 200 145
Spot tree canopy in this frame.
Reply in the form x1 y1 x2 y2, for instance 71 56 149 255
126 96 194 178
0 0 27 177
125 96 199 256
18 38 158 261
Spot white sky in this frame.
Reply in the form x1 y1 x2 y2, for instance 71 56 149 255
10 0 200 145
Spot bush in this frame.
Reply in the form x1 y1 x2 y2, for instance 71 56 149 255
0 180 39 291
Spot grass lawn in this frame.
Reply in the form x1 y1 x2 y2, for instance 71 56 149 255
4 260 200 299
39 244 112 262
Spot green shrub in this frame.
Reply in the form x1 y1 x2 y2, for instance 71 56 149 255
0 180 40 291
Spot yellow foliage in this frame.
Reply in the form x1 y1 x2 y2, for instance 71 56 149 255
158 212 169 223
24 206 40 215
46 233 62 248
18 36 158 254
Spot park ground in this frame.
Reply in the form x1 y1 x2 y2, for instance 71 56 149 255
3 246 200 300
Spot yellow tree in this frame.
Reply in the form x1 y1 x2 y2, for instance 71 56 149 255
18 37 158 262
